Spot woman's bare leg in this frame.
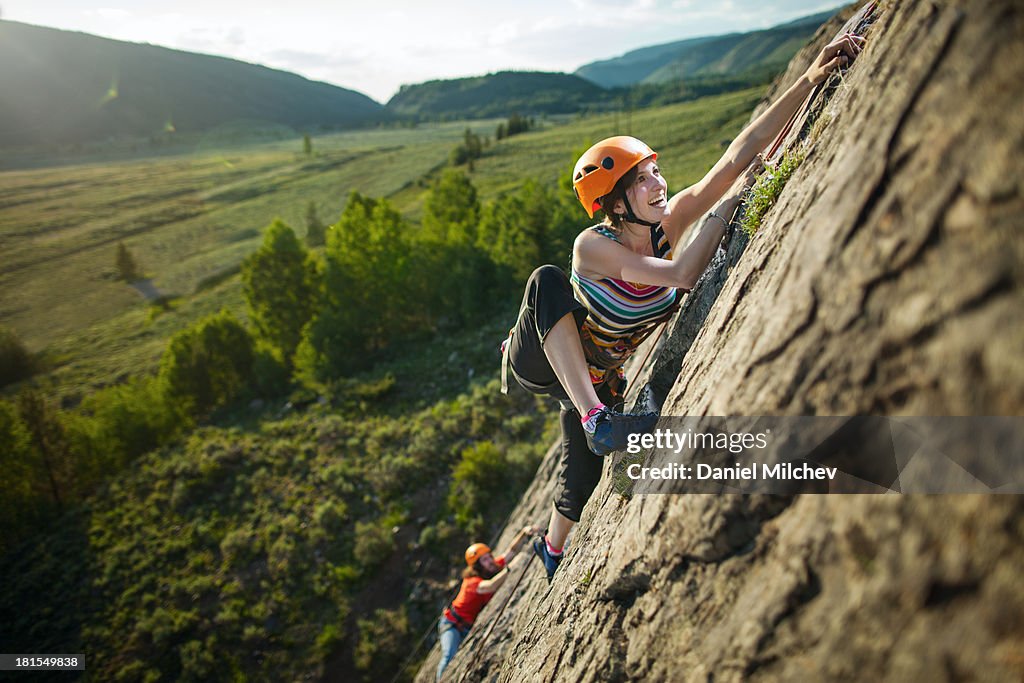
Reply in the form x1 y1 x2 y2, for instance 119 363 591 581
546 507 575 551
542 312 602 416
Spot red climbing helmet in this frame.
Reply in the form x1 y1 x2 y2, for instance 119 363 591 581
572 136 657 218
465 543 491 566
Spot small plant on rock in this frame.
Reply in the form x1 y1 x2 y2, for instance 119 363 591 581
740 148 806 236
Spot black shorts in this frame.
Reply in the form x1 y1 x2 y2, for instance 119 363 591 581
508 265 617 522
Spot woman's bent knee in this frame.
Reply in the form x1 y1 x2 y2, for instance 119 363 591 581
528 264 570 292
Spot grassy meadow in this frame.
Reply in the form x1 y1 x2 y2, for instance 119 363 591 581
1 88 761 401
0 86 765 681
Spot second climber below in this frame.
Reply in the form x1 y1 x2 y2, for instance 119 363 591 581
436 527 539 681
498 32 865 580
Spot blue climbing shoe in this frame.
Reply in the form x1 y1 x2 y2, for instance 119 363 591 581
533 537 562 582
585 406 659 456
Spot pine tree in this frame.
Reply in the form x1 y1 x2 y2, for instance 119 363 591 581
16 391 69 509
241 220 319 364
296 192 412 381
305 201 327 247
420 170 490 323
116 242 140 282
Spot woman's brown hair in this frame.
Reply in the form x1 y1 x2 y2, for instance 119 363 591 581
596 163 641 233
462 562 499 580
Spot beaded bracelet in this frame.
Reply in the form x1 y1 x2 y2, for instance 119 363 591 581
706 211 730 229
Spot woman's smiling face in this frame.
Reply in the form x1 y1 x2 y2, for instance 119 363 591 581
624 157 669 224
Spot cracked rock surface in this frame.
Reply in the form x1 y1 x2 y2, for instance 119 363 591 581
418 1 1024 680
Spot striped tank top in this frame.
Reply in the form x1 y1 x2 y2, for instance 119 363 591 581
570 224 682 385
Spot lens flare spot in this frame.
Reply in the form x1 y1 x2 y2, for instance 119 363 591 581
99 78 119 106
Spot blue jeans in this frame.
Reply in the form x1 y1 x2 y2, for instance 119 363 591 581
436 616 469 681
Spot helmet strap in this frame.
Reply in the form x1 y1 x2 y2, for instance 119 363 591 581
621 194 661 228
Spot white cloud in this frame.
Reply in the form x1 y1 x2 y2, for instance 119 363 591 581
85 7 132 20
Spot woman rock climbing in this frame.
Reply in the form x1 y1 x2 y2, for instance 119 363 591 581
500 32 865 580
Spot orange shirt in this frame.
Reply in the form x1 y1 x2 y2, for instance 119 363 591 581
444 556 507 626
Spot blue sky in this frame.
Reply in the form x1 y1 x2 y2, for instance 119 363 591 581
3 1 841 103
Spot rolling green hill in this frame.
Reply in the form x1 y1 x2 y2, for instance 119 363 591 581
0 20 390 148
386 71 605 119
574 8 837 88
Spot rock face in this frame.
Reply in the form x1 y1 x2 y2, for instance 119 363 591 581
418 1 1024 681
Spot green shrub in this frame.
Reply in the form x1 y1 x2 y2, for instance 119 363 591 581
353 607 411 682
312 500 349 537
15 390 75 508
447 440 517 535
115 242 142 282
314 604 350 658
81 378 182 469
296 192 413 381
353 519 395 569
0 399 42 552
219 528 261 569
178 639 216 681
0 327 33 388
251 344 291 398
158 311 255 417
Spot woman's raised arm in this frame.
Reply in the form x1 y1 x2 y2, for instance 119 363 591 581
663 32 865 242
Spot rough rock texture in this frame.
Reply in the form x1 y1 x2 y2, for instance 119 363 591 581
418 1 1024 680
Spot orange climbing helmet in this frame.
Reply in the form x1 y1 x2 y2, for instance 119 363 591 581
465 542 491 566
572 136 657 218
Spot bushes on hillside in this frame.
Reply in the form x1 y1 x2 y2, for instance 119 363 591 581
353 518 396 570
354 607 412 682
80 378 183 471
0 400 44 551
1 374 555 681
447 440 532 536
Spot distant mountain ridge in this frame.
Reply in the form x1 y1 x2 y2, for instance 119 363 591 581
0 20 389 147
386 9 837 121
0 9 839 147
385 71 605 119
574 8 838 88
